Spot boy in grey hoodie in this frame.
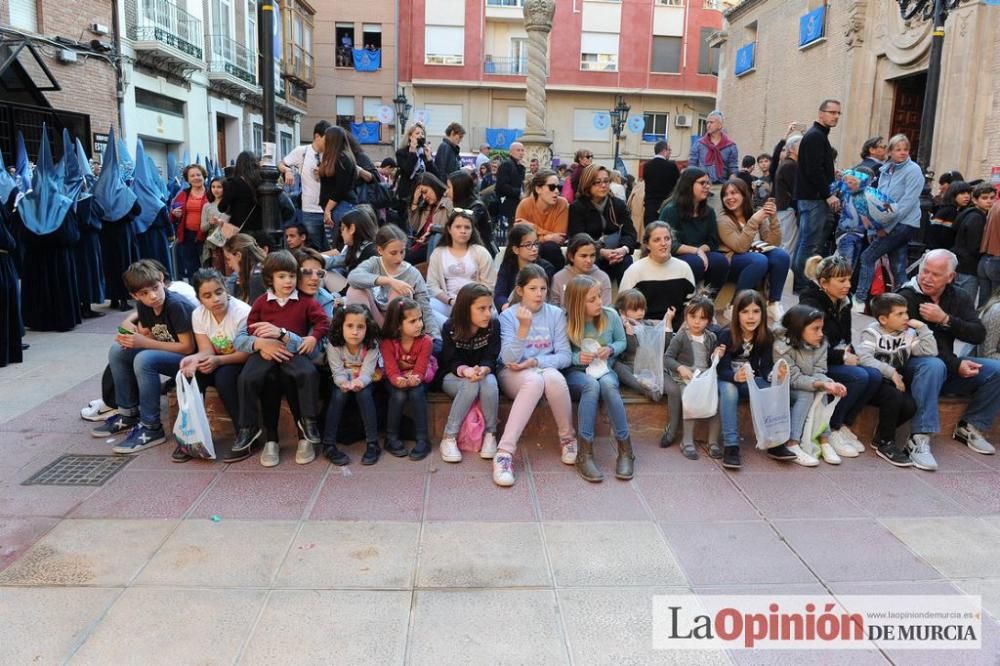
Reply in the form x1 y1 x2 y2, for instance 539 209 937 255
856 293 937 467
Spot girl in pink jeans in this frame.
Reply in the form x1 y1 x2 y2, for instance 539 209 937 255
495 264 575 487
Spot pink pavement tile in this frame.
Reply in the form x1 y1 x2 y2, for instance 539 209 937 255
661 521 816 586
916 471 1000 516
733 472 866 520
0 516 59 572
773 519 943 584
824 472 967 518
310 470 426 521
69 469 216 519
922 439 998 472
532 472 649 521
425 472 535 522
0 431 76 472
630 442 726 475
191 471 324 520
0 475 96 518
635 472 761 523
0 395 103 434
124 444 224 471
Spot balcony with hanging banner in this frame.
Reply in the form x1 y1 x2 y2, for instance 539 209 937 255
205 34 260 98
350 122 381 144
484 128 524 150
351 49 381 72
128 0 205 73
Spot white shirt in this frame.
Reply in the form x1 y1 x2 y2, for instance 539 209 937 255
441 248 477 299
266 289 300 307
281 144 322 212
168 281 199 307
475 153 490 169
192 297 251 354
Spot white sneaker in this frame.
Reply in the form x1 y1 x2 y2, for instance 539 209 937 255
767 301 785 324
439 436 462 463
819 442 842 465
561 440 578 465
81 399 116 422
260 441 280 467
852 297 866 315
787 444 819 467
295 439 315 465
480 432 498 459
907 434 938 471
493 453 515 487
829 430 859 457
840 426 865 453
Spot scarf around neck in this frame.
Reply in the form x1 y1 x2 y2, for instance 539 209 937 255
699 132 735 179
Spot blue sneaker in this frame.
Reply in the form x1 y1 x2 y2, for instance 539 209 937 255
91 413 138 438
113 423 167 454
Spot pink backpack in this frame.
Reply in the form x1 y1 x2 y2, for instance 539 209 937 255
457 400 485 452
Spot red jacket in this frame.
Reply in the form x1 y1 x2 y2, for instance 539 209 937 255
380 335 433 385
172 189 208 242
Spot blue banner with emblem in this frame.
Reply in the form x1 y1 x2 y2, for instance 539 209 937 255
353 49 381 72
350 122 381 144
799 5 825 47
734 42 755 76
485 128 524 150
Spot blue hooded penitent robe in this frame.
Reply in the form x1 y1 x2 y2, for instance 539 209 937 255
64 133 105 306
133 139 174 278
93 127 140 303
0 153 23 366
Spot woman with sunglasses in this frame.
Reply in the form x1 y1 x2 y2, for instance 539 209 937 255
568 164 636 286
516 169 569 269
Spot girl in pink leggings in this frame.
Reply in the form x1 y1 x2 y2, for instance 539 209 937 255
495 264 575 487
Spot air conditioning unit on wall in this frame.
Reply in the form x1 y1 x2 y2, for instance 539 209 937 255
675 115 692 128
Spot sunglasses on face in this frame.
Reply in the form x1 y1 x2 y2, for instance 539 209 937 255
452 207 476 216
593 179 611 185
542 183 559 192
518 241 540 249
299 268 326 278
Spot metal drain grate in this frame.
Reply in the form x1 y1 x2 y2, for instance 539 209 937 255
22 454 131 487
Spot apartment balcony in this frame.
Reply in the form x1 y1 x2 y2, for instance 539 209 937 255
128 0 205 72
205 35 259 98
282 43 315 88
485 0 524 22
484 56 527 75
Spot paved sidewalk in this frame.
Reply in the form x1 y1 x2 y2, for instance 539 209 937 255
1 309 999 664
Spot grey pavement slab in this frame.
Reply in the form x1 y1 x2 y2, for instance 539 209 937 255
274 521 419 589
135 519 297 587
954 579 1000 622
416 521 551 588
69 587 266 665
408 589 568 665
0 587 119 664
881 516 1000 579
543 521 687 587
240 590 410 665
0 518 175 586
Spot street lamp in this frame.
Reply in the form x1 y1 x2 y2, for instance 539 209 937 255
896 0 960 170
609 95 630 170
393 88 411 148
257 0 281 234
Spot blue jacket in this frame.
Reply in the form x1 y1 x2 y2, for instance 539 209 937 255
688 138 739 184
877 158 923 230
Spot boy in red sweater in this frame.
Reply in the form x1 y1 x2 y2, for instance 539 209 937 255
232 250 330 453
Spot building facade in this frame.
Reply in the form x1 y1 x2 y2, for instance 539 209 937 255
304 0 397 163
397 0 724 173
714 0 1000 180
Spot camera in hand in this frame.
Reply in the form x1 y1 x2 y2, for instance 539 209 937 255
417 137 426 148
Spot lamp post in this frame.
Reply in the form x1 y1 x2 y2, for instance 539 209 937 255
257 0 281 234
896 0 960 170
393 89 411 148
609 95 630 170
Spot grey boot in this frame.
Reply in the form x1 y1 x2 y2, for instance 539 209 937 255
615 436 635 480
575 439 604 483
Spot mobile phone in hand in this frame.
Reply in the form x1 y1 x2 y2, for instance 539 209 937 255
117 326 134 335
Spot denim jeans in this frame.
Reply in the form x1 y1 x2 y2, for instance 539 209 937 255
323 384 378 445
719 378 769 446
790 389 829 442
826 364 882 430
977 256 1000 307
442 373 499 436
108 345 185 427
855 224 915 301
904 355 1000 433
793 200 829 292
836 231 864 271
728 249 790 302
387 383 429 441
777 208 798 255
677 251 729 292
564 369 630 442
952 273 982 309
177 235 202 280
301 211 327 252
324 201 355 251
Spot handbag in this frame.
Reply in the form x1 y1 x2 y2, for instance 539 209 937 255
456 399 485 453
355 181 393 210
172 371 216 459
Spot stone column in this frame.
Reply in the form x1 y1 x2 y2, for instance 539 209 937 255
520 0 556 168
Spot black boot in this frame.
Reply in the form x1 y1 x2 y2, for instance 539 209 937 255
299 419 321 444
231 427 259 453
324 443 350 466
614 436 635 480
409 439 430 461
384 436 407 458
575 439 604 482
659 426 675 448
361 441 381 465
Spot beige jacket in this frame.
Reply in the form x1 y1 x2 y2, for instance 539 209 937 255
717 210 782 259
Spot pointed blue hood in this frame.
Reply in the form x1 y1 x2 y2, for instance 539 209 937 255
17 124 73 235
93 127 138 221
76 138 94 180
62 129 88 207
14 132 32 195
131 138 167 234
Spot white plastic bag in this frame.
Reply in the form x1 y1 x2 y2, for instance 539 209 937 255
582 337 610 379
633 320 666 400
682 355 719 419
746 359 791 450
172 371 216 459
800 393 841 458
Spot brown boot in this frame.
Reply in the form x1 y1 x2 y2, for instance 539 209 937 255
615 436 635 480
575 438 604 482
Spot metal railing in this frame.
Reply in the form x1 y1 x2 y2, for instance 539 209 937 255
484 56 528 75
286 43 314 85
206 34 255 84
132 0 204 60
486 0 523 6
